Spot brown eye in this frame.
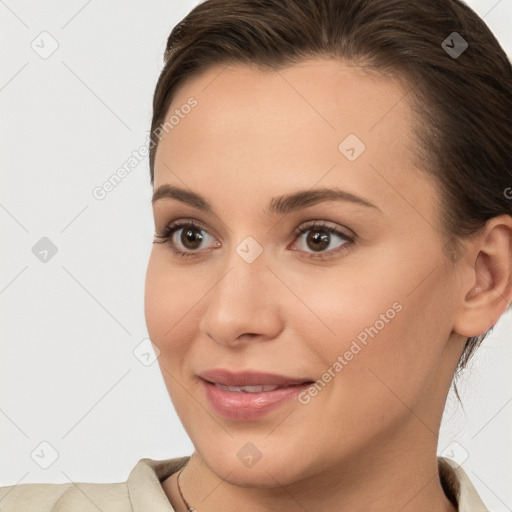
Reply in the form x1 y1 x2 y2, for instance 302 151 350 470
292 221 354 259
179 226 204 250
305 229 331 252
154 220 220 258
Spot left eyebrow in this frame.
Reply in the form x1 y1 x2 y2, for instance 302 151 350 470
265 187 382 215
151 184 382 215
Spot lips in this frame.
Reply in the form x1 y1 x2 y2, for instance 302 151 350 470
214 383 283 392
200 380 313 420
198 368 313 388
198 368 316 420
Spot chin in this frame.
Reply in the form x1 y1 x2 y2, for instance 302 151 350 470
193 436 316 489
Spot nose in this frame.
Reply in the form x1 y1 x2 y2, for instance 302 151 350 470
198 245 284 347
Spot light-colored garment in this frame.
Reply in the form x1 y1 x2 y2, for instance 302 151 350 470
0 456 490 511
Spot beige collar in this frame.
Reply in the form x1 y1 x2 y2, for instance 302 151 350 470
439 457 489 511
126 456 488 511
127 456 189 511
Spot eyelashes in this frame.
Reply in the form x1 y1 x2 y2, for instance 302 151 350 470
153 219 355 260
154 220 220 259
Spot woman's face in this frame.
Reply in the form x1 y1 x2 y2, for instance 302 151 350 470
145 58 467 486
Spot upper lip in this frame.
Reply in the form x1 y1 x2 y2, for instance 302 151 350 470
199 369 314 387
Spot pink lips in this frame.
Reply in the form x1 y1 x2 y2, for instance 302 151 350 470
199 368 311 387
198 368 314 420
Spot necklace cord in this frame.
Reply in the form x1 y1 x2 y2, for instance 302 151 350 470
177 463 197 512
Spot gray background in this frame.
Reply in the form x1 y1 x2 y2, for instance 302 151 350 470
1 1 511 510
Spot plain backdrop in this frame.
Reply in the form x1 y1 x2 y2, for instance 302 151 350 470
1 1 511 510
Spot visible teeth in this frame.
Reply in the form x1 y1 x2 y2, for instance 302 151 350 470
214 383 280 392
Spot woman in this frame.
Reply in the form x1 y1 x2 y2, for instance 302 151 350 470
1 0 511 510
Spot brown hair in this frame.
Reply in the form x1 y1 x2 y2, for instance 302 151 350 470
148 0 512 371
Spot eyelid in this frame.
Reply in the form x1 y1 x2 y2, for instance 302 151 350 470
155 217 354 240
155 218 218 240
289 221 355 259
154 216 356 260
292 219 355 240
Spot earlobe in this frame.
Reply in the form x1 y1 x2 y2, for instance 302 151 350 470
453 215 512 338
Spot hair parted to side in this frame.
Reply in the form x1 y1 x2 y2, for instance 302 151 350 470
149 0 512 371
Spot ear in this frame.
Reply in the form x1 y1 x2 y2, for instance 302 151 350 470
453 214 512 338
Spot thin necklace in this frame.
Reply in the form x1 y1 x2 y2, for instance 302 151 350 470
177 463 198 512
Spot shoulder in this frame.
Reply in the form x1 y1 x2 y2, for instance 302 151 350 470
439 457 491 512
0 456 190 512
0 480 129 512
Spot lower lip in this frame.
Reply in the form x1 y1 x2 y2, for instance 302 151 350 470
201 379 312 420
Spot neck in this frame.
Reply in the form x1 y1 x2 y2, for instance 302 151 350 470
166 431 457 512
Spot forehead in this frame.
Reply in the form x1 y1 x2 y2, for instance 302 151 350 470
166 59 411 131
153 58 435 222
155 58 416 163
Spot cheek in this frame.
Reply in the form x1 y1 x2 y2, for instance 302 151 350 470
325 271 456 425
292 259 455 423
144 251 200 355
285 263 406 360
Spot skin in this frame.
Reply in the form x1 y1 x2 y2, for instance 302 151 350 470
144 58 512 512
